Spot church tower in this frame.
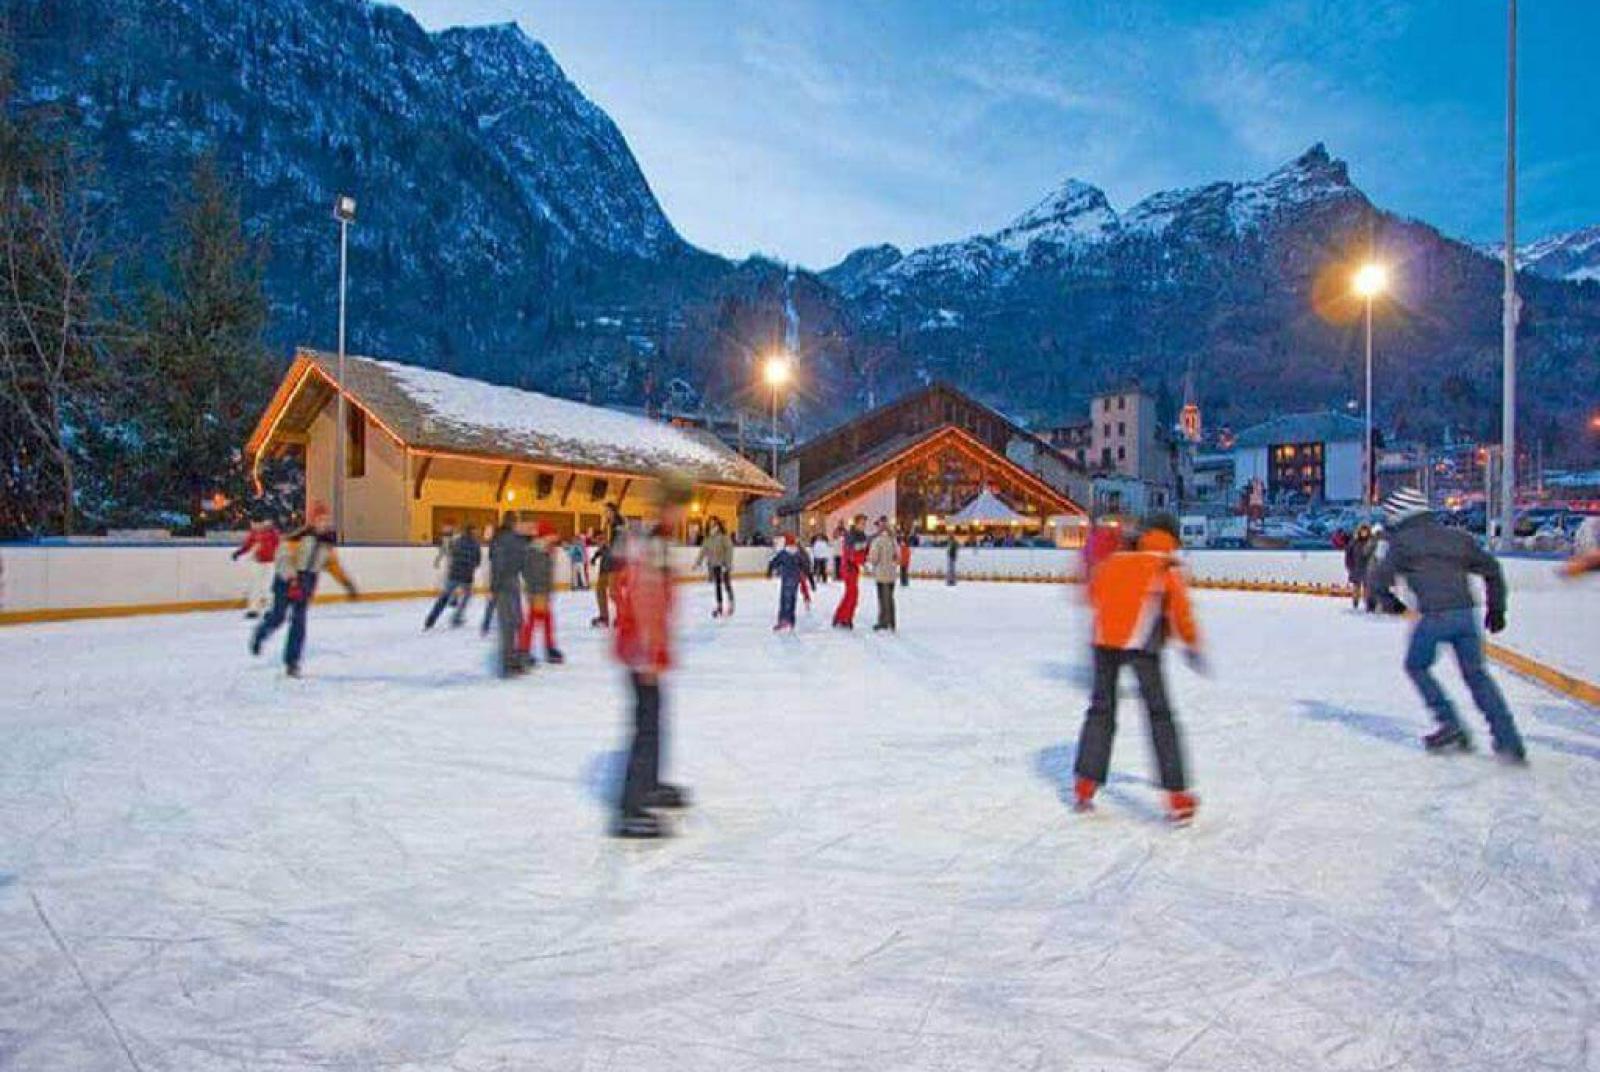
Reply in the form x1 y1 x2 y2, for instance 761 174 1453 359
1179 355 1202 444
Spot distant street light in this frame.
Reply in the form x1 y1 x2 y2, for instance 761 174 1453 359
1500 0 1520 550
763 353 793 478
1353 262 1389 505
332 194 357 536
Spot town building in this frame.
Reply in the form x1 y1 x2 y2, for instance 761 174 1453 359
246 349 783 544
1230 411 1366 505
776 383 1088 543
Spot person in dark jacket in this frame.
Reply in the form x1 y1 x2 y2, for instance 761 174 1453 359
1343 523 1374 609
488 514 530 676
425 524 481 629
518 522 564 664
767 535 813 631
591 503 626 627
1368 487 1525 761
251 503 358 677
945 536 960 586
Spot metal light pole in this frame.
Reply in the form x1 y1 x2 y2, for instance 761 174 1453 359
1499 0 1519 549
332 195 356 535
762 353 793 479
1353 263 1388 506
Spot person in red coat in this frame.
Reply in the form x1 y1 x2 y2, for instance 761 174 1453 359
610 473 694 838
232 516 281 618
831 515 869 629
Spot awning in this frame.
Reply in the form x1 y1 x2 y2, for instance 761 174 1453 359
946 488 1039 527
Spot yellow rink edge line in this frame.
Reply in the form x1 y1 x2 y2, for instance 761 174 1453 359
3 573 1594 709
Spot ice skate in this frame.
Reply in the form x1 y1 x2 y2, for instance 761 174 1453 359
1494 742 1528 766
610 810 669 839
1422 724 1472 753
644 783 692 810
544 648 565 665
1073 777 1097 813
1167 791 1198 826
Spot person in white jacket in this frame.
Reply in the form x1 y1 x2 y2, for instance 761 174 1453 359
809 532 832 585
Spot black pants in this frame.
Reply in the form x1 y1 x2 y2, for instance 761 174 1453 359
426 579 471 628
1074 647 1188 791
494 587 523 675
899 564 909 588
710 566 734 613
620 673 663 816
813 558 828 584
875 582 896 630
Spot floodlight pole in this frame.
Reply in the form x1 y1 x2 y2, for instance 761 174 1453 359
1499 0 1519 549
333 199 353 536
1364 295 1374 506
770 384 779 478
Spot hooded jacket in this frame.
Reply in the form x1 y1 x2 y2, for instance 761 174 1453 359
1087 529 1199 652
1367 513 1506 616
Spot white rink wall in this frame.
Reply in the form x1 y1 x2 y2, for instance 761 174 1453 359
0 543 1575 615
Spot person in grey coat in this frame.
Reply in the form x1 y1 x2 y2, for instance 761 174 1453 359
868 517 899 632
1368 487 1525 761
693 516 736 618
488 514 530 676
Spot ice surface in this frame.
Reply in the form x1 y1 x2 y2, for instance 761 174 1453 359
2 584 1598 1070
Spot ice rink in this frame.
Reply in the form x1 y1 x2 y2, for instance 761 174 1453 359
3 579 1598 1071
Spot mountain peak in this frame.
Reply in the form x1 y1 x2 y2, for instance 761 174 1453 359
1262 141 1350 188
997 177 1117 250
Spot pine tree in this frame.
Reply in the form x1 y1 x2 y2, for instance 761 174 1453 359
132 156 275 533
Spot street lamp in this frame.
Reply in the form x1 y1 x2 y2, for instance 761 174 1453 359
1353 262 1389 505
762 353 792 477
332 194 356 537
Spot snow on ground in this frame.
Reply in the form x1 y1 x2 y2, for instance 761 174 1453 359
2 582 1598 1071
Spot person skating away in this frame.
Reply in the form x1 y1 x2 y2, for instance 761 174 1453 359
1562 515 1600 577
898 534 912 588
610 474 695 839
1344 523 1374 610
1364 526 1406 615
945 536 960 586
488 513 531 677
1072 513 1202 825
832 516 869 629
810 531 831 585
232 515 280 618
517 521 565 665
868 517 899 632
767 535 812 631
251 503 359 678
694 516 736 618
425 523 481 629
1367 488 1526 762
591 503 626 627
566 538 588 590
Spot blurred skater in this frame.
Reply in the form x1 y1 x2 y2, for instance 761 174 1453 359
945 535 960 586
610 474 695 838
518 522 564 665
694 516 736 618
251 503 358 678
897 532 911 588
1344 523 1374 610
1563 515 1600 577
810 530 831 585
425 523 480 629
488 512 530 677
1368 488 1525 761
591 503 625 627
231 514 280 618
1072 513 1203 825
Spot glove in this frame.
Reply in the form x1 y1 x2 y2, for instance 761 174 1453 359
1183 648 1210 676
286 578 305 604
1485 609 1506 634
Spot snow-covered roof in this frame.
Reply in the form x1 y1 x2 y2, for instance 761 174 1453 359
1231 411 1366 450
255 350 781 495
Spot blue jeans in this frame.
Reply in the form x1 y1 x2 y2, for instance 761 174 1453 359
254 575 314 670
1405 608 1522 751
425 580 471 628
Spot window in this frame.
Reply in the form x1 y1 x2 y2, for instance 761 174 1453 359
1117 396 1126 410
1118 422 1126 436
1102 398 1111 412
536 472 555 499
346 409 366 478
1117 446 1126 461
1103 424 1111 438
590 478 609 502
1101 447 1112 466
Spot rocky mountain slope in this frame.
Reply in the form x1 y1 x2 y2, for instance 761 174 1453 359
7 0 1598 459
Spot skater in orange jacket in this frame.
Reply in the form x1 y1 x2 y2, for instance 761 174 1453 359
1072 512 1204 824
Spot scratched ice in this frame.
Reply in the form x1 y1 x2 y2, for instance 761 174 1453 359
2 583 1597 1070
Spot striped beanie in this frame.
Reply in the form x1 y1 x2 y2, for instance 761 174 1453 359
1382 487 1430 525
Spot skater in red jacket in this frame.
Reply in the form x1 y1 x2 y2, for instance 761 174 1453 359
831 515 869 629
610 474 694 839
232 516 281 618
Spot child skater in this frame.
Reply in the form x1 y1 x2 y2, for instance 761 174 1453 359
517 521 565 665
767 534 813 632
1071 512 1204 825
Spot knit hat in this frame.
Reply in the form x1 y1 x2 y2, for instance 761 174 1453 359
1143 512 1181 541
1382 487 1430 525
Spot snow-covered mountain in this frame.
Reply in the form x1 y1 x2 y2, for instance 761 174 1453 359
1509 226 1600 283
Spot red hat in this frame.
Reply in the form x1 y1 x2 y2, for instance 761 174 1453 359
536 521 557 539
